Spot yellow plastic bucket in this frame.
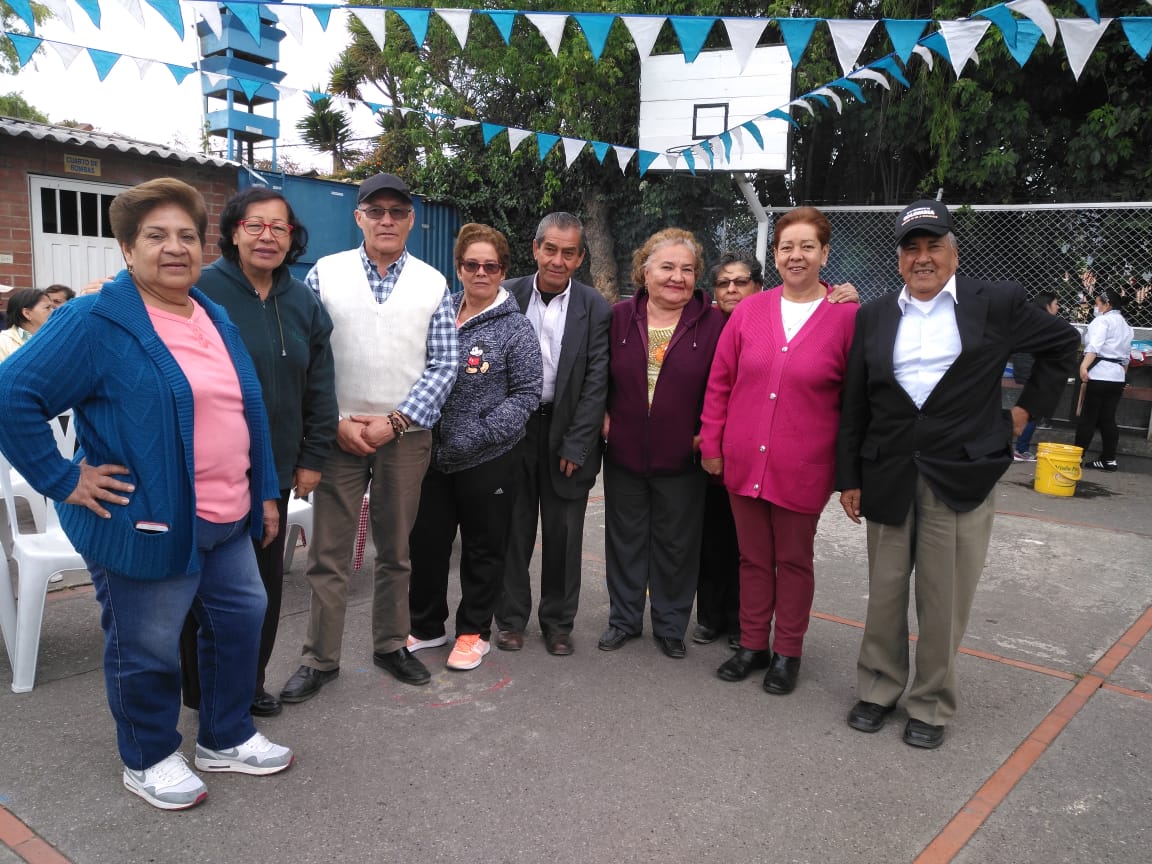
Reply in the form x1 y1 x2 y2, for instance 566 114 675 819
1033 442 1083 496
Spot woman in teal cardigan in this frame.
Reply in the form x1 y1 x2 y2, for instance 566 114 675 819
0 178 293 811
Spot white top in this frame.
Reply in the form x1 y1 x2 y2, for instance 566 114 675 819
525 276 570 403
780 295 822 342
1083 309 1134 383
893 276 962 409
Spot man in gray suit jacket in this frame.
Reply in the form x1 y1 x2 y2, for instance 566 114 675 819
495 213 612 655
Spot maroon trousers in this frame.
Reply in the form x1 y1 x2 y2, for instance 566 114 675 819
728 492 821 656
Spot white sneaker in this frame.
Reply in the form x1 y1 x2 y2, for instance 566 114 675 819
1013 450 1036 462
446 634 491 670
194 731 294 776
123 752 207 811
406 633 450 652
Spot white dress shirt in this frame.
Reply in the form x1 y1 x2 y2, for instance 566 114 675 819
525 275 570 403
1083 309 1134 383
893 275 962 408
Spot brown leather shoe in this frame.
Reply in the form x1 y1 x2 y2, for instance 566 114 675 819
495 629 524 651
545 633 573 656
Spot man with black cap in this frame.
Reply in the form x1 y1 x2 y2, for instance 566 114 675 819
280 173 458 702
835 199 1077 749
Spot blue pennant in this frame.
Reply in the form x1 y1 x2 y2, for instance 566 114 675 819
807 93 830 108
365 102 385 114
766 109 799 130
482 123 505 145
976 4 1018 50
872 56 910 88
829 78 866 103
743 122 764 150
668 16 716 63
699 140 714 169
6 33 42 67
776 18 818 67
87 48 120 82
73 0 101 27
308 5 332 31
591 141 611 163
637 151 659 177
224 2 263 42
1075 0 1101 24
718 131 732 162
396 9 430 47
681 149 697 175
485 10 517 45
883 19 928 64
5 0 35 31
1120 17 1152 60
920 32 951 65
237 77 263 102
1005 20 1044 67
573 13 615 62
166 64 194 84
305 90 328 105
144 0 184 39
537 133 560 160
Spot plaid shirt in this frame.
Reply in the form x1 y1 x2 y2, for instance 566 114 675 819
306 245 457 428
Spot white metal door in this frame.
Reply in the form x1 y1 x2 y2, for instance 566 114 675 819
29 175 127 290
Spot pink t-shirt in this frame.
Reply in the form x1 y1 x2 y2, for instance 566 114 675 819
148 300 251 523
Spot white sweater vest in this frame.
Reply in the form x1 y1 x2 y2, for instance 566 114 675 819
316 249 447 418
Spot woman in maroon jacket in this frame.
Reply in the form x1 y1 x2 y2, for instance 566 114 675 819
598 228 726 659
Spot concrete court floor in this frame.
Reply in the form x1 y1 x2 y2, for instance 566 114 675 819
1 456 1150 864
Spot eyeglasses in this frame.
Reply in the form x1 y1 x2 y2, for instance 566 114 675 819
714 276 754 289
358 205 413 222
460 260 503 275
239 219 293 238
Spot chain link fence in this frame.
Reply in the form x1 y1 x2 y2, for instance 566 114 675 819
763 202 1152 329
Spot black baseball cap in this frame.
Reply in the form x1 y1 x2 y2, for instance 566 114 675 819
358 173 412 204
895 199 954 243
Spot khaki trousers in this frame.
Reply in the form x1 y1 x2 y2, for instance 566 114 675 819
300 431 431 669
857 474 995 726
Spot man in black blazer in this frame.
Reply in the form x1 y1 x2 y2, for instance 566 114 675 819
495 213 611 655
836 200 1079 749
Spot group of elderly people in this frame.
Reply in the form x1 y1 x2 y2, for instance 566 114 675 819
0 171 1079 811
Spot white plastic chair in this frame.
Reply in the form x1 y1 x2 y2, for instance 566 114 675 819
283 493 313 571
8 413 76 533
0 448 87 693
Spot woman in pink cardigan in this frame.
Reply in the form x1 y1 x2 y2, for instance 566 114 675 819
699 207 857 695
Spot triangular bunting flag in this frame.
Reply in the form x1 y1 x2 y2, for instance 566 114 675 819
722 17 768 72
882 19 929 64
191 1 222 39
166 63 194 84
87 48 120 81
274 84 299 100
305 90 328 105
117 0 146 28
1058 17 1112 80
976 4 1019 50
743 121 764 150
537 133 560 160
395 8 430 48
810 87 843 113
526 12 566 57
1006 0 1058 45
453 118 479 129
307 5 332 31
40 0 73 32
562 137 585 168
939 19 991 77
699 140 715 169
788 99 815 116
615 145 637 172
574 13 615 61
7 33 43 67
481 123 505 145
681 148 697 174
636 150 660 177
352 9 387 51
766 109 799 129
72 0 101 26
1005 19 1044 66
436 9 472 49
827 19 877 74
911 45 935 70
201 71 229 88
508 128 533 153
669 15 716 63
920 32 952 65
848 68 892 90
776 18 819 67
1120 16 1152 61
591 141 611 163
133 57 151 78
718 130 733 163
237 77 263 102
271 4 304 44
223 2 262 41
1075 0 1101 24
828 78 867 102
621 16 665 60
485 10 517 45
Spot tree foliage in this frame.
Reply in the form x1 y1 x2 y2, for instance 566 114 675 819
0 90 47 121
296 90 361 174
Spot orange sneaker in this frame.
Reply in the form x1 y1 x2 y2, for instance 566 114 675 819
446 634 490 670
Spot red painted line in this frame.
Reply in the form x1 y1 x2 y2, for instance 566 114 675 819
0 806 72 864
1100 683 1152 702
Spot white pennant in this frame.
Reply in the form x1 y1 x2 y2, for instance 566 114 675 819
271 5 305 45
191 2 223 40
133 57 152 78
352 9 387 51
613 145 636 172
114 0 145 28
40 0 73 31
939 19 991 77
202 71 228 88
453 118 479 129
722 17 768 73
562 137 585 167
848 68 891 90
912 45 935 70
827 19 877 75
51 42 83 69
811 87 843 113
622 16 665 60
273 84 298 100
732 126 746 159
1058 17 1112 80
526 13 567 57
508 128 533 153
436 9 473 49
1007 0 1058 46
788 99 815 116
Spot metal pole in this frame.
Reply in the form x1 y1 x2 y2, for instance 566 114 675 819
734 172 769 272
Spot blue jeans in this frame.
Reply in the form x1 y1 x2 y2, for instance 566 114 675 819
1015 420 1037 453
89 517 266 770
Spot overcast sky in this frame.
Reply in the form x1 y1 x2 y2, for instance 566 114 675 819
0 3 382 172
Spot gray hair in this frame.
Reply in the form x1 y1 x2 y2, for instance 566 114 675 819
534 212 585 248
898 230 958 251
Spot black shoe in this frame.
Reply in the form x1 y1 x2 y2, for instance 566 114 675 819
279 665 339 704
598 626 639 651
373 647 431 686
251 690 282 717
691 624 719 645
545 632 574 656
762 653 801 695
903 718 946 749
716 647 772 682
727 631 741 651
655 636 687 659
846 700 896 733
1086 459 1118 472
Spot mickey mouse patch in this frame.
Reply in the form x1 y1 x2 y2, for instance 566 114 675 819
465 341 491 374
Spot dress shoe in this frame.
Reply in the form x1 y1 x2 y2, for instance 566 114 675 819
279 665 339 704
250 690 282 717
373 647 431 686
762 653 801 695
716 647 772 682
727 631 741 651
655 636 687 659
846 700 896 733
545 633 574 656
903 718 946 749
495 630 524 651
598 626 639 651
691 624 719 645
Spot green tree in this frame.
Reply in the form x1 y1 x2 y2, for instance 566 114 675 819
1 1 51 75
295 90 360 175
0 90 47 121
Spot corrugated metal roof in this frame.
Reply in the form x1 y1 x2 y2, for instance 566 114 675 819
0 116 237 168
